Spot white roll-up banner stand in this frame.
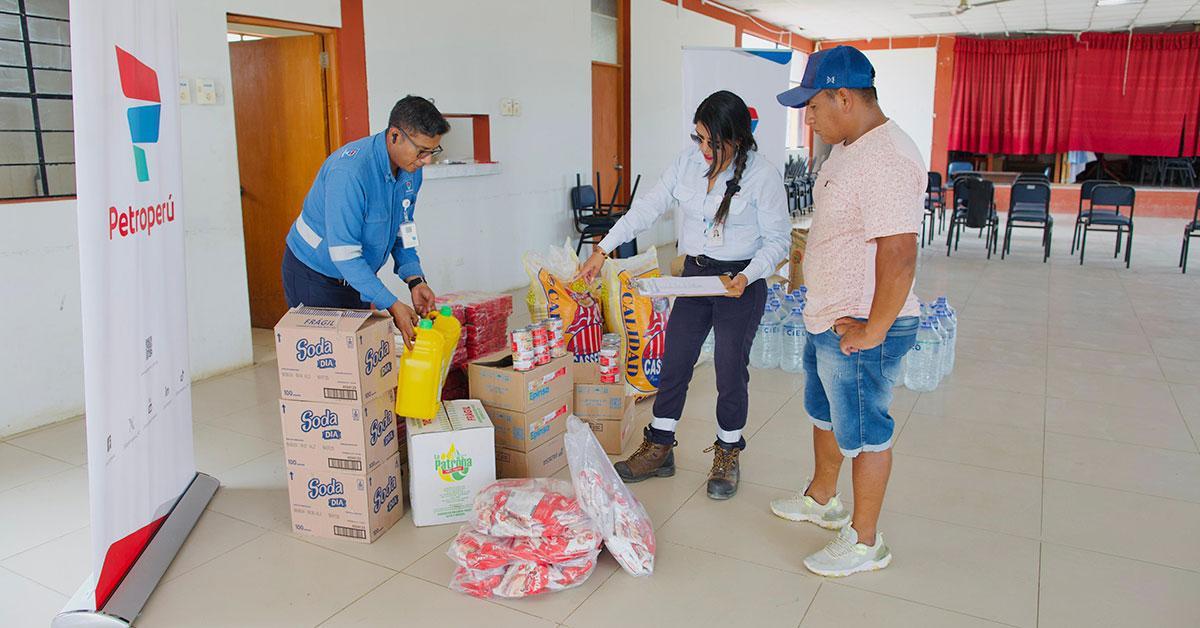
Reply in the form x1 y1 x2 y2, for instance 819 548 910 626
55 1 217 626
680 47 792 241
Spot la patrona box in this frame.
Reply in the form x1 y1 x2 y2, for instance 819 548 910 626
468 352 573 413
275 307 396 404
279 389 398 474
406 400 497 527
285 451 403 543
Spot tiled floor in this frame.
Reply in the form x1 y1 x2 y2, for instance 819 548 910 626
2 217 1199 627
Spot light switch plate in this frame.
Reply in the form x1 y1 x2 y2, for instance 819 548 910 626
195 78 216 105
178 79 191 104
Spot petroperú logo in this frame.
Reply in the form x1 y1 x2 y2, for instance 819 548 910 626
116 46 160 183
435 443 472 482
296 337 335 368
747 106 759 133
373 475 399 514
307 477 346 508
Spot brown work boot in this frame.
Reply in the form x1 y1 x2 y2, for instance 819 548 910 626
703 441 741 500
615 428 676 483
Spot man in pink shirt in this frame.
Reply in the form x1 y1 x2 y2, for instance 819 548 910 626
769 46 924 577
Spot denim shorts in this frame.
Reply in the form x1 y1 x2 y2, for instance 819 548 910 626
803 316 919 457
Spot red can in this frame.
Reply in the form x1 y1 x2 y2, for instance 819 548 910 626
531 322 550 349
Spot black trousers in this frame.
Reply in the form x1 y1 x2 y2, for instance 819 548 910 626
648 256 768 449
281 246 371 310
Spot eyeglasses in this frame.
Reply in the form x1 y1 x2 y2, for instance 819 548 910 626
690 133 715 150
397 127 443 160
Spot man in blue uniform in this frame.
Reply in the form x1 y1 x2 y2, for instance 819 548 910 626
281 96 450 348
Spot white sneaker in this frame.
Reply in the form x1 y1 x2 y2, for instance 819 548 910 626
770 480 851 530
803 525 892 578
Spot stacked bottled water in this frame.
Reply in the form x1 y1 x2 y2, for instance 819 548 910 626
904 318 942 392
904 296 957 391
779 305 806 373
750 299 783 369
699 329 715 363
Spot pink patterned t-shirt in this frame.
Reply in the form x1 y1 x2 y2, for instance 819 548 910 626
802 120 925 334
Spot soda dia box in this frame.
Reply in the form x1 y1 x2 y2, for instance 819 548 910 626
275 307 396 404
286 451 403 543
406 399 496 527
279 389 398 474
469 352 573 413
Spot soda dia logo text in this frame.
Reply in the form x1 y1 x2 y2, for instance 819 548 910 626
296 337 335 368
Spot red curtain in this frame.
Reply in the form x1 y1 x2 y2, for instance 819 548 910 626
949 32 1200 157
1069 32 1200 156
948 36 1075 155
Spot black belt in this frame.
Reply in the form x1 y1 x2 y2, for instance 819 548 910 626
687 255 752 274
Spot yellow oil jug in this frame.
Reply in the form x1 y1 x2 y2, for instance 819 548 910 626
395 319 445 420
431 305 462 383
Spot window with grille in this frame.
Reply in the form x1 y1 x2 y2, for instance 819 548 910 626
0 0 73 200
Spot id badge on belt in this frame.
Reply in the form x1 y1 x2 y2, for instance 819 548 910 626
706 220 724 246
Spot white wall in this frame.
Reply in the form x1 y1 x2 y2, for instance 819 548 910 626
362 0 592 299
630 0 734 247
0 0 341 438
861 47 936 169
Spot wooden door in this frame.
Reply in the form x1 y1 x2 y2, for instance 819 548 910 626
592 62 625 206
230 35 330 328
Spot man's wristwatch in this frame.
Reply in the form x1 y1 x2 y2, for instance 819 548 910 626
406 276 426 291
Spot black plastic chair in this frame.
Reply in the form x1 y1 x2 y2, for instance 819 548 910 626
947 177 998 258
1181 191 1200 273
1164 158 1197 188
1002 182 1053 262
1071 179 1113 254
1078 184 1136 268
928 171 946 233
571 173 617 255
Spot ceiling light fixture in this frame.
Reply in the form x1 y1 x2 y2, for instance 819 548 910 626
1095 0 1142 7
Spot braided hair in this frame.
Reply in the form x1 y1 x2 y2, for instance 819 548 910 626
693 90 757 225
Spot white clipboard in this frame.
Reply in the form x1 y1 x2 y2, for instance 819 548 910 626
631 275 733 298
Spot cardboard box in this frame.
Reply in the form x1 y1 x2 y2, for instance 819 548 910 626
788 227 809 291
285 451 403 543
483 392 571 453
406 400 497 527
275 307 396 404
573 360 601 385
578 412 638 455
573 383 631 420
468 352 573 413
495 432 568 479
279 389 398 474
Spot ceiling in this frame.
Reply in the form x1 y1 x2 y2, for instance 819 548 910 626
719 0 1200 41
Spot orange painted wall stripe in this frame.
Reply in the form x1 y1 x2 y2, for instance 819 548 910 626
658 0 815 52
337 0 370 145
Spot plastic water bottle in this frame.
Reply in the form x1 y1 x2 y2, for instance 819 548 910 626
780 306 806 373
904 319 942 392
933 305 957 377
750 303 782 369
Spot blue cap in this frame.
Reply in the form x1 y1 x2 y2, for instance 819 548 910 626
777 45 875 109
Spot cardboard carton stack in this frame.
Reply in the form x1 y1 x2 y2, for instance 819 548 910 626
274 307 404 543
573 363 637 455
469 352 574 479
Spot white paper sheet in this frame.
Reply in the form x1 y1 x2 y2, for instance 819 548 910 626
631 276 729 297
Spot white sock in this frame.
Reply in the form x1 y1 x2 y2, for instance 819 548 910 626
650 416 678 432
716 428 743 445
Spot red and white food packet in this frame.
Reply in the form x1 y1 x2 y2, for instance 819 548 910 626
449 553 600 599
468 478 598 539
564 416 656 576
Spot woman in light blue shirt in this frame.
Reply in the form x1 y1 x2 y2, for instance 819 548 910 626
578 90 790 500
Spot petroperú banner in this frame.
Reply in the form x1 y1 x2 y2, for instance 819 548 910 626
70 0 195 609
